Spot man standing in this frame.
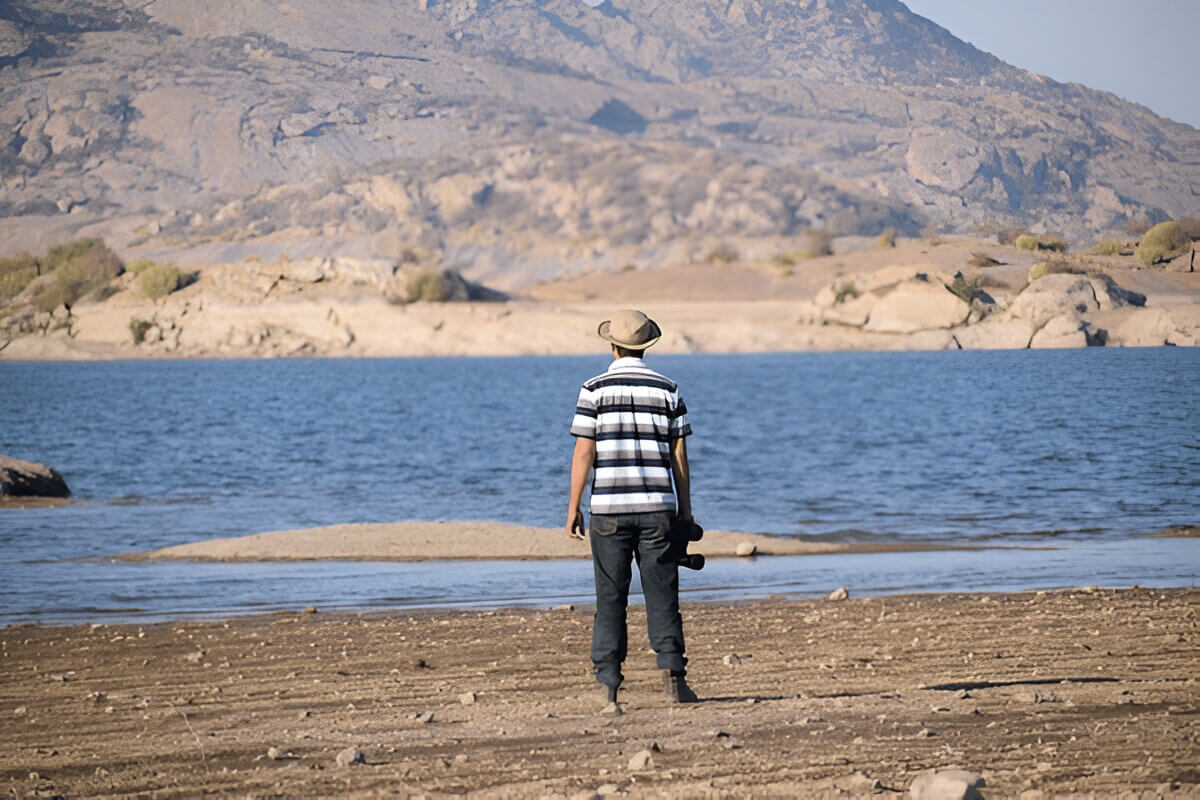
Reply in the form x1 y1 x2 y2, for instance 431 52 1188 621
565 310 698 708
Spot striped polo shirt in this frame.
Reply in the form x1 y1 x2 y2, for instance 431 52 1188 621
570 357 692 515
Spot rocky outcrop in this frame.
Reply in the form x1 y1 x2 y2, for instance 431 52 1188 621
0 456 71 498
863 278 970 334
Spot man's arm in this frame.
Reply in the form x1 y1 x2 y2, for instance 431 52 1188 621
670 436 692 522
565 436 596 539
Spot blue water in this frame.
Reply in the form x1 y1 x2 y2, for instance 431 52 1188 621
1 349 1197 623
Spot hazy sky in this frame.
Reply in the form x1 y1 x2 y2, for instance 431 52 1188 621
581 0 1199 129
900 0 1199 128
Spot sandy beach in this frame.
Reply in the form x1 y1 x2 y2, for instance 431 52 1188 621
1 589 1196 798
119 521 987 563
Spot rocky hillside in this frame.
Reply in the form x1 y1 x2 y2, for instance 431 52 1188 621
1 0 1197 287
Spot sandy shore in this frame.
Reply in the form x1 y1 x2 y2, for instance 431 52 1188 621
1 589 1196 798
119 521 986 562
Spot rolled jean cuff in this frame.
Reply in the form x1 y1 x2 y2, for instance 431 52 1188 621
656 652 686 673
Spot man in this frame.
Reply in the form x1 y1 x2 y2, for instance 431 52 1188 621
565 309 699 708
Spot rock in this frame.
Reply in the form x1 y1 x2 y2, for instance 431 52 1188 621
863 278 970 334
419 710 435 723
908 769 986 800
1029 314 1089 349
458 691 476 705
723 652 742 666
628 749 654 771
1006 274 1099 327
1018 791 1047 800
827 586 849 601
184 650 204 663
335 746 365 767
366 75 392 90
0 456 71 498
267 747 283 759
951 317 1034 350
552 604 576 611
836 771 882 792
735 542 757 557
279 111 325 138
56 197 74 213
143 325 163 344
14 705 27 715
1102 307 1178 347
822 292 876 327
300 606 317 614
281 258 329 283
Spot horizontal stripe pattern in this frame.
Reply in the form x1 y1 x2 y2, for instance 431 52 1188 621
570 357 691 514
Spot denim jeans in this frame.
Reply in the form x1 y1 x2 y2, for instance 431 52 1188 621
589 511 687 688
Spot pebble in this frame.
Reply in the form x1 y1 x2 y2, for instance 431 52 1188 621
184 651 204 664
300 606 317 614
735 542 757 557
827 586 849 601
722 652 742 666
552 604 576 611
419 711 435 724
627 749 654 771
13 706 26 715
335 746 365 767
458 691 476 705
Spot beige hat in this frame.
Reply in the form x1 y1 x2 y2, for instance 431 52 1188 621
598 309 662 349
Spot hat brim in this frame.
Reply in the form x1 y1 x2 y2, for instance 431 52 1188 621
598 319 662 349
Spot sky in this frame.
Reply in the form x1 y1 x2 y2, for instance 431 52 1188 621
900 0 1199 128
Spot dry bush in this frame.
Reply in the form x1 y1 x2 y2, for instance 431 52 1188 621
129 318 153 344
1136 221 1191 266
139 263 183 300
34 239 124 312
968 252 1001 268
705 244 739 264
1015 233 1068 253
0 252 40 302
1091 240 1124 256
876 228 896 249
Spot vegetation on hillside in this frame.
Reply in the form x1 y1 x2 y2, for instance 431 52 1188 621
1136 221 1191 266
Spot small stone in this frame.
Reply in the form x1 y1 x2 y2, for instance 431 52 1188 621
184 650 204 663
28 772 39 781
300 606 317 614
458 691 476 705
931 705 950 712
13 706 26 715
56 197 73 213
711 729 730 738
722 652 742 666
336 746 365 767
595 785 620 796
908 769 985 800
552 604 576 611
419 711 435 723
267 747 283 760
827 586 849 601
1036 761 1052 772
628 749 654 771
916 728 934 737
298 710 310 719
454 753 469 763
735 542 757 557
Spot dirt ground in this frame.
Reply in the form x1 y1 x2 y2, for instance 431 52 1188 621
1 589 1197 799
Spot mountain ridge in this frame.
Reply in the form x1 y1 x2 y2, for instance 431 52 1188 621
0 0 1196 286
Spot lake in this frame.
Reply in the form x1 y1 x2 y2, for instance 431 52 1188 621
1 349 1197 622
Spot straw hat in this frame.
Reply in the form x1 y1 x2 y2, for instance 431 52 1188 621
597 309 662 349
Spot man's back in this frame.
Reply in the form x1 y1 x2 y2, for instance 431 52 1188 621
570 357 690 515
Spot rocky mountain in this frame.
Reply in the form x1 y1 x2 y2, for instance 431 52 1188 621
1 0 1197 287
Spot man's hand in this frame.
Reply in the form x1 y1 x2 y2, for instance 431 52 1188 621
566 510 586 540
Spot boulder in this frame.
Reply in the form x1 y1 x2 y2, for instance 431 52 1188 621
0 456 71 498
331 257 396 288
827 586 849 601
1029 314 1089 349
822 293 875 327
627 749 654 771
863 278 969 334
1101 307 1178 347
909 769 985 800
735 542 757 557
280 257 330 283
335 746 365 767
951 317 1034 350
1007 274 1099 326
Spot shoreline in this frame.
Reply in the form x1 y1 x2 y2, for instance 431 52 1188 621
2 589 1195 797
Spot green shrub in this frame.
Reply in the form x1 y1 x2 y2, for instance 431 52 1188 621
34 239 124 312
834 282 858 304
772 253 796 268
1028 262 1048 281
139 263 182 299
129 317 153 344
876 228 896 249
127 258 158 274
1092 240 1123 256
705 244 738 264
412 270 448 302
968 252 1001 268
1136 221 1191 266
1015 233 1068 253
0 252 40 302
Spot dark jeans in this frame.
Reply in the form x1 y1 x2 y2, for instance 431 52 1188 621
589 511 687 688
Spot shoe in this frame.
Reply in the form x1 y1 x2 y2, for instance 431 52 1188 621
662 670 698 703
